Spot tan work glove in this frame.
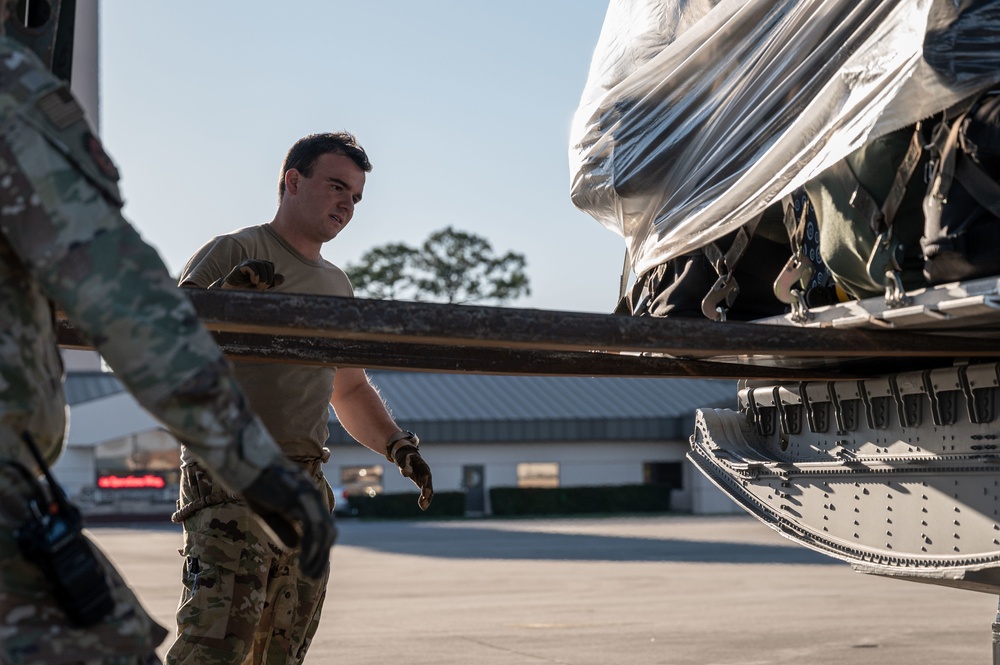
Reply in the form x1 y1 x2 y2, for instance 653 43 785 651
217 259 285 290
240 458 336 578
386 431 434 510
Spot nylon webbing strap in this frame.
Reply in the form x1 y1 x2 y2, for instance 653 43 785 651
925 111 969 240
780 194 807 250
956 155 1000 218
702 214 762 276
923 91 992 246
700 214 763 321
882 125 923 227
825 125 921 238
926 92 986 203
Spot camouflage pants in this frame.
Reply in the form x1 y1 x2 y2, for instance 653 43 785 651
165 463 332 665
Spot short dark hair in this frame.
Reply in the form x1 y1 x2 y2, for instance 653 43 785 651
278 132 372 200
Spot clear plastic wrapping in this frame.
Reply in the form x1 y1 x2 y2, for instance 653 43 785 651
569 0 1000 278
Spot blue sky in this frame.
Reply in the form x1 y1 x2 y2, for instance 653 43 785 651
97 2 622 313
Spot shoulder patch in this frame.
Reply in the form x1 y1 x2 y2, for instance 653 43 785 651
37 86 84 130
82 131 120 181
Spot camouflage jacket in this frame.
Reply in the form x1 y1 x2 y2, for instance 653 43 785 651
0 36 279 491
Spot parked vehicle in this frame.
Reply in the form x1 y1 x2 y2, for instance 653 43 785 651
331 486 353 517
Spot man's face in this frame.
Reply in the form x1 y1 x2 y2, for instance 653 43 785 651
286 152 366 243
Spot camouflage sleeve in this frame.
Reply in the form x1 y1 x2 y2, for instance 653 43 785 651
0 43 279 491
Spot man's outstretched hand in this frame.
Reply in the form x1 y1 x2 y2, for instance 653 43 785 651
241 461 336 578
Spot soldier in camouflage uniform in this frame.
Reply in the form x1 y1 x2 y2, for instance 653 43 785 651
165 133 435 665
0 7 336 665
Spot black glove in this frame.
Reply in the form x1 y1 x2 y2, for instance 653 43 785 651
388 438 434 510
240 462 336 578
222 259 285 290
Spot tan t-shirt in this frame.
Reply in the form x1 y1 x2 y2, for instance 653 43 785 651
178 224 353 458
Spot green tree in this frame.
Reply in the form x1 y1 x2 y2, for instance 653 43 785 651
344 243 415 300
345 227 530 305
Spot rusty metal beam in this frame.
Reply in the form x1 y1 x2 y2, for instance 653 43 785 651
179 290 996 359
56 322 860 380
53 290 999 379
209 333 866 380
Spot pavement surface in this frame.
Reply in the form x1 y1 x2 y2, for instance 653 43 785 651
92 514 999 664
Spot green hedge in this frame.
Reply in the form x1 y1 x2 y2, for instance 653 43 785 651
489 484 671 517
347 490 466 518
344 485 672 518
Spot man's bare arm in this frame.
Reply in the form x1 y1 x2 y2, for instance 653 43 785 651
331 368 433 509
330 367 400 457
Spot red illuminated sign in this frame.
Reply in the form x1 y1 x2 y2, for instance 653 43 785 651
97 474 166 489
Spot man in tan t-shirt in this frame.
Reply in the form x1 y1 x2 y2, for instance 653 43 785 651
166 132 433 665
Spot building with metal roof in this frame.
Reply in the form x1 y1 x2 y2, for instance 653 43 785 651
327 372 735 444
65 370 126 405
56 368 743 515
325 371 740 515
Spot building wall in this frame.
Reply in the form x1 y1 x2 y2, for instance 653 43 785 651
53 445 96 499
54 428 181 504
324 438 742 515
56 391 743 516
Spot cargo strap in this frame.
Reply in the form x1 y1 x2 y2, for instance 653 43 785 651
614 212 765 320
822 124 922 306
873 125 923 307
615 263 644 315
699 214 763 321
883 126 925 231
823 126 923 241
772 194 814 321
925 91 1000 238
955 153 1000 218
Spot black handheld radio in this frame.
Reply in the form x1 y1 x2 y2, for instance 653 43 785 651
12 431 114 627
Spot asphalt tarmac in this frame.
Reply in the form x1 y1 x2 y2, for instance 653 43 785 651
92 514 999 664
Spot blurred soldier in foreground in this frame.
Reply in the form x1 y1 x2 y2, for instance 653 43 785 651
0 2 335 663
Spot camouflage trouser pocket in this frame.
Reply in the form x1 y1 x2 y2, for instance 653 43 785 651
175 546 236 641
173 503 267 653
